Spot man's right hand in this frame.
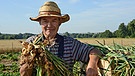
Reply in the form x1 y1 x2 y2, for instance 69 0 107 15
20 63 33 76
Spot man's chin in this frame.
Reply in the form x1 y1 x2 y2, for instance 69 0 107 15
45 33 56 37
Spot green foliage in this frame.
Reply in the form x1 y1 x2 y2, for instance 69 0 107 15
91 42 135 76
100 30 113 38
0 64 5 71
73 61 86 76
0 33 35 39
0 72 20 76
127 19 135 36
0 52 20 61
117 23 128 38
0 52 20 76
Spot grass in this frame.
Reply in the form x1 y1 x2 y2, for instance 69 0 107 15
0 52 20 75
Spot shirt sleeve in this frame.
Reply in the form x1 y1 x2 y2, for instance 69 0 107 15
25 36 36 43
72 39 94 63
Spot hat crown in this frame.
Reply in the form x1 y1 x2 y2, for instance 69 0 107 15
39 1 61 14
30 1 70 23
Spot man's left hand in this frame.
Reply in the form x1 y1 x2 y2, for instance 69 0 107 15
86 48 101 76
86 65 99 76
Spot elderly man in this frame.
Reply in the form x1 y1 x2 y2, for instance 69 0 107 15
20 1 102 76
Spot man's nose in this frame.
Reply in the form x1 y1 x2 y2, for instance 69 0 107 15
47 22 52 27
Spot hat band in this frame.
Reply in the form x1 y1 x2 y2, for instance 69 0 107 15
39 11 61 16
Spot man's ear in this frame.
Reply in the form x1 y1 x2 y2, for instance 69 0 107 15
59 18 62 26
38 18 41 25
59 23 61 26
39 20 41 25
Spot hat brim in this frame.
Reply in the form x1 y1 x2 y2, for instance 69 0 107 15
30 14 70 23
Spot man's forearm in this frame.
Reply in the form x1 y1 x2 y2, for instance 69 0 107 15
86 48 102 76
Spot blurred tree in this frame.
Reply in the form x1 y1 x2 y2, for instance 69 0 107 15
117 23 128 38
100 30 113 38
127 19 135 37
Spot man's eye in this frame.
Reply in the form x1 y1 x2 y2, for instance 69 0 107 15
53 19 58 22
43 20 48 23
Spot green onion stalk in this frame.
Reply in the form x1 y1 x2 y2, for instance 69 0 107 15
89 41 135 76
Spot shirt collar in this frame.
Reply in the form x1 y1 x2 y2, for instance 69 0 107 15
41 33 62 43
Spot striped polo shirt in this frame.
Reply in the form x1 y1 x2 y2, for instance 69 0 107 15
26 33 94 70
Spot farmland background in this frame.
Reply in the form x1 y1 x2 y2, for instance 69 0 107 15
0 18 135 75
1 38 135 52
0 39 25 53
77 38 135 46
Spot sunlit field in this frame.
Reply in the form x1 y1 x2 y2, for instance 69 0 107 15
77 38 135 46
0 38 135 53
0 39 25 53
1 38 135 49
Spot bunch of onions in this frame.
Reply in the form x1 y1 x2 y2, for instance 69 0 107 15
20 36 70 76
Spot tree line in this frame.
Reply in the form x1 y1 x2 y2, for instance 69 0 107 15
0 33 35 39
63 19 135 38
0 19 135 39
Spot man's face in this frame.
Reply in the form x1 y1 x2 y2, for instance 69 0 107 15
40 16 61 38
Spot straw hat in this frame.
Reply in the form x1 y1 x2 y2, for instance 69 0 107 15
30 1 70 23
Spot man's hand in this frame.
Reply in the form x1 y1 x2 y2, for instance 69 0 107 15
20 63 33 76
86 63 98 76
